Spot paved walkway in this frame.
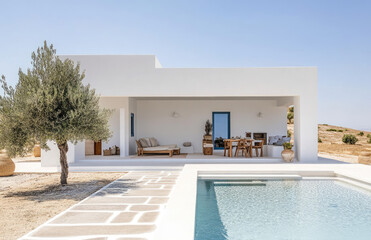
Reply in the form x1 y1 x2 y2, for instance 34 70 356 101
21 171 180 240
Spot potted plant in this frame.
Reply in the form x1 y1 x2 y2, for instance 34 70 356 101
281 142 295 162
204 120 213 140
0 150 15 176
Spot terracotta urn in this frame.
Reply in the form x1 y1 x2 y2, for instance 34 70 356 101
33 144 41 157
203 135 212 140
0 150 15 177
281 149 295 162
358 150 371 165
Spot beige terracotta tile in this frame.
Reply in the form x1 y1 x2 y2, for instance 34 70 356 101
116 238 147 240
30 225 155 237
110 212 137 223
84 238 108 240
83 197 148 204
148 197 169 204
156 180 176 183
160 176 178 180
71 205 128 211
138 212 160 223
50 212 112 224
129 205 160 211
136 184 163 189
123 189 170 197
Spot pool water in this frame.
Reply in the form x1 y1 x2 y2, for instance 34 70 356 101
195 179 371 240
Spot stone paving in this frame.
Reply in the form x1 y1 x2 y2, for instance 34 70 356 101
21 171 180 240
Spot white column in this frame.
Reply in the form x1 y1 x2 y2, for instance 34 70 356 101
294 95 318 162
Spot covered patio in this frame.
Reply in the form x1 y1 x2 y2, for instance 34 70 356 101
82 96 295 160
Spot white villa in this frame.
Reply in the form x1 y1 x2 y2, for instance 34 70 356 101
41 55 318 167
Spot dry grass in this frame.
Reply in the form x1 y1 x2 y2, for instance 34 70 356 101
0 172 123 240
288 123 371 164
318 124 371 157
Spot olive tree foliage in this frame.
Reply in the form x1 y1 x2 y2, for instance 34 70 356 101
0 42 112 184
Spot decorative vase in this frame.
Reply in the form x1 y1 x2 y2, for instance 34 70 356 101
0 150 15 176
33 144 41 157
358 150 371 165
204 135 212 140
281 149 295 162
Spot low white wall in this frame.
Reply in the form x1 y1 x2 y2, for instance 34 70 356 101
41 141 75 167
136 99 287 153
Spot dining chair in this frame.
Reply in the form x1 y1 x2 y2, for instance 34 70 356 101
235 139 250 157
223 140 235 157
252 140 263 157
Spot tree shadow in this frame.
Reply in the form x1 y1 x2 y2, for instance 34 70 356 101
3 179 131 202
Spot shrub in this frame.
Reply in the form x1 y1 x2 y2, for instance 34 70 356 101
283 142 293 150
345 129 348 131
368 138 371 144
342 134 358 145
318 138 322 143
367 134 371 138
287 112 294 124
358 131 364 136
326 129 338 132
337 130 343 132
287 130 292 137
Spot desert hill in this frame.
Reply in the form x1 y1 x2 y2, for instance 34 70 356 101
287 124 371 164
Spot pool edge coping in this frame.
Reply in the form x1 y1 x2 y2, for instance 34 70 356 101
153 163 371 240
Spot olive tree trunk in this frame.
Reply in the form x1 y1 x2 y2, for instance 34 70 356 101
57 142 69 185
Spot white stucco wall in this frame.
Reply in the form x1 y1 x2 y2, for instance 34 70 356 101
99 97 128 152
41 141 75 167
40 55 317 165
136 99 288 153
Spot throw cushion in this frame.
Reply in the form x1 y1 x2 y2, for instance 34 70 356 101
183 142 192 147
139 138 150 148
268 136 279 145
274 139 284 146
149 137 159 147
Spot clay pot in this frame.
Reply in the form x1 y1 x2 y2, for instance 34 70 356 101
358 151 371 165
0 150 15 176
33 144 41 157
203 135 212 140
281 149 295 162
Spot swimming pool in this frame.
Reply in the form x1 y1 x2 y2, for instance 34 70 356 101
195 179 371 240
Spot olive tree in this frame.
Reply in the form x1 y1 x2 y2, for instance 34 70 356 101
0 42 111 185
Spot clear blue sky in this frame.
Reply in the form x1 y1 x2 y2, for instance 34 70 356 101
1 0 370 130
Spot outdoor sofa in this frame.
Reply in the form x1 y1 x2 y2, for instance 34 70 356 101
136 137 180 157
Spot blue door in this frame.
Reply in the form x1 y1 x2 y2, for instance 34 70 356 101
212 112 230 149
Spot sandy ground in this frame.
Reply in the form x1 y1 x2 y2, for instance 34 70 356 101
288 123 371 164
0 172 123 240
318 152 358 163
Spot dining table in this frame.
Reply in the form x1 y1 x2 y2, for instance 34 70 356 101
224 138 254 158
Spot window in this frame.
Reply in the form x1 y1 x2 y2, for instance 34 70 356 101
212 112 230 149
130 113 134 137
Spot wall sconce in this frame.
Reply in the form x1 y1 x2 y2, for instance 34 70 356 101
171 111 180 118
257 112 263 118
